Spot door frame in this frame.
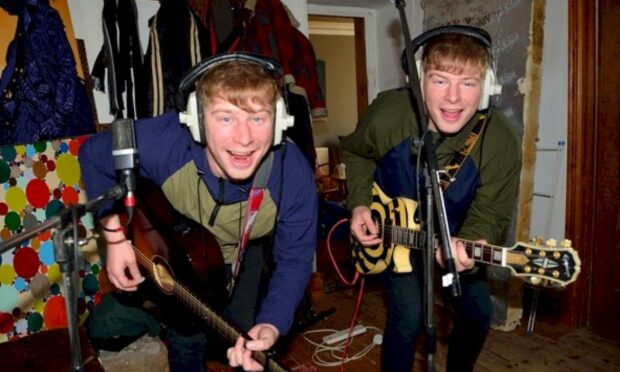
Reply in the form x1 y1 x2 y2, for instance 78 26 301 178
566 0 596 328
567 0 620 340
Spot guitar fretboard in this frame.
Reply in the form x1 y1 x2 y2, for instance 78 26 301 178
382 225 505 266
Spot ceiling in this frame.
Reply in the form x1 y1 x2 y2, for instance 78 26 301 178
307 0 392 10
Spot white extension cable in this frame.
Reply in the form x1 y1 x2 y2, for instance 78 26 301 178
322 324 367 345
302 325 383 367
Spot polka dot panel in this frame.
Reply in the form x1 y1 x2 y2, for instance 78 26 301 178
0 138 102 342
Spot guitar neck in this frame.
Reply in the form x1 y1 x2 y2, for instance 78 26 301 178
462 239 507 267
387 226 507 268
363 184 581 285
132 249 288 372
170 285 286 371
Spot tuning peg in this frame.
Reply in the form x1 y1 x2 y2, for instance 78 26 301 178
546 238 557 247
531 236 544 245
560 239 572 248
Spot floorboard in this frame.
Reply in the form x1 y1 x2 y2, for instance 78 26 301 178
207 274 620 372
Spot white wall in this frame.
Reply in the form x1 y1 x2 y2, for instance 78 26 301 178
373 2 424 93
529 1 568 241
282 0 309 35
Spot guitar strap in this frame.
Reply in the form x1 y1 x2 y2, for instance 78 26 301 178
440 113 488 189
228 151 274 293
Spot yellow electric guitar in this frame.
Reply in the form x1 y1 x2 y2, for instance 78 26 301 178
350 183 581 287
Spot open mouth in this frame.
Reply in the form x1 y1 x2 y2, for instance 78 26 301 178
441 108 463 121
228 150 254 167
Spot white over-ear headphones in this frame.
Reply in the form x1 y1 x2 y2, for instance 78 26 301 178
176 52 295 146
402 25 502 111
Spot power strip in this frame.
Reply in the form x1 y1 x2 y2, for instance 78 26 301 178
322 324 367 345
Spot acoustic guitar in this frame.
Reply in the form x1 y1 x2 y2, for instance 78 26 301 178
130 208 288 372
350 183 581 287
100 182 289 371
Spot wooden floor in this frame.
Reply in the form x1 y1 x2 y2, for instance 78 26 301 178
207 274 620 372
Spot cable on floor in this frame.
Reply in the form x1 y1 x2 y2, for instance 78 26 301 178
302 325 383 367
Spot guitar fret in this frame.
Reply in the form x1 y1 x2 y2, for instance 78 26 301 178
492 248 503 264
395 226 400 245
472 243 482 260
483 245 492 263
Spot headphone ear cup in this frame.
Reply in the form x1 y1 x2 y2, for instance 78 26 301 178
179 92 206 144
415 59 424 92
272 97 295 145
478 67 502 110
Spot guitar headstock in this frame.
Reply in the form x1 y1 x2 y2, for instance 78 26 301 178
507 237 581 287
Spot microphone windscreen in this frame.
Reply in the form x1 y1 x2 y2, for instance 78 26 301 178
112 119 136 152
111 119 138 171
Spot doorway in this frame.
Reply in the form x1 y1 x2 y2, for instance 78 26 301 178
308 15 367 148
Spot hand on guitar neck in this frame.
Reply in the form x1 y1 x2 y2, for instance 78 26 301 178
228 323 280 370
435 237 480 272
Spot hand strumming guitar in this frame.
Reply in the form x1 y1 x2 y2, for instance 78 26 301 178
350 206 383 246
100 214 144 291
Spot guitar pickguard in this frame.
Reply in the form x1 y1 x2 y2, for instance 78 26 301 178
351 183 421 274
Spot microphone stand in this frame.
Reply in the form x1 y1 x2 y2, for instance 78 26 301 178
0 185 126 371
392 1 462 371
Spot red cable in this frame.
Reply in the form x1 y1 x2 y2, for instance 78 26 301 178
325 218 360 286
324 217 367 370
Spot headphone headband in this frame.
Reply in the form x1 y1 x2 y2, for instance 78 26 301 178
410 25 492 54
176 52 284 111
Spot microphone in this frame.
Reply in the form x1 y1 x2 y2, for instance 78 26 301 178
111 118 138 221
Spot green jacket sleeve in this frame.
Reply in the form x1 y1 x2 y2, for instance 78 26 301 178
340 89 418 210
